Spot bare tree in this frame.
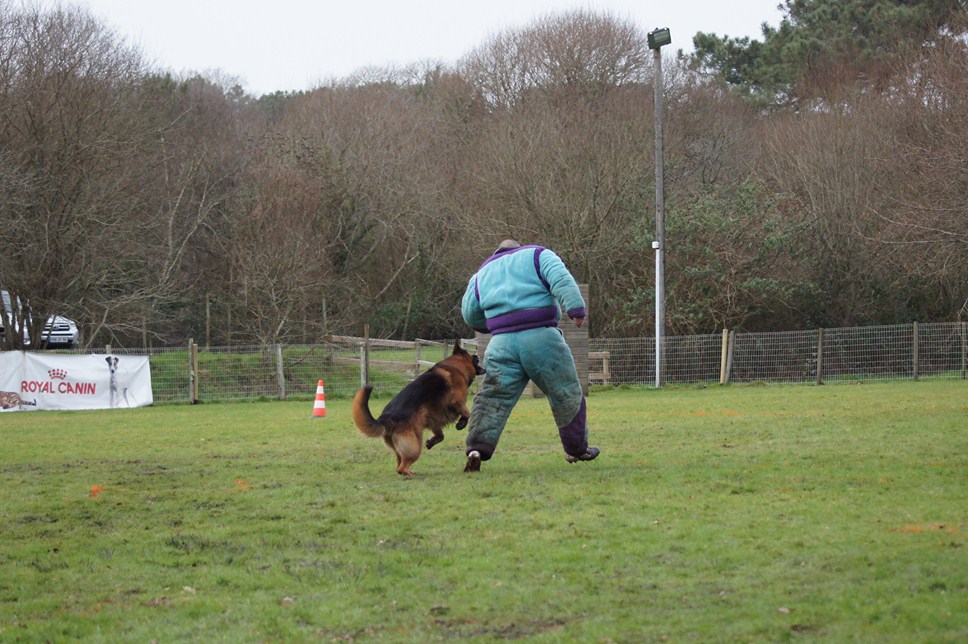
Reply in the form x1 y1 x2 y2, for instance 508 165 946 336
460 9 649 109
876 42 968 319
3 3 963 350
455 11 655 334
0 3 150 347
756 93 898 325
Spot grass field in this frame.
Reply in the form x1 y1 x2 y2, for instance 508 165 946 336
1 380 966 642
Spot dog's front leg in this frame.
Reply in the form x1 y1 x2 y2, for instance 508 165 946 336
425 427 445 450
451 403 471 430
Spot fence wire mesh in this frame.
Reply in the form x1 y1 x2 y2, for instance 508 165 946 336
730 329 819 384
34 322 967 404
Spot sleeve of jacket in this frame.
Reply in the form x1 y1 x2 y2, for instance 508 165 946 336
461 274 489 333
538 249 586 320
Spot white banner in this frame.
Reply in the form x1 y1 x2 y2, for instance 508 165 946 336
0 352 153 412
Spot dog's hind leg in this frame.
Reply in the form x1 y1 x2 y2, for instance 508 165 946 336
383 434 407 474
393 432 422 477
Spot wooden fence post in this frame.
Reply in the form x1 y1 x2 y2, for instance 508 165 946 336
724 330 735 384
719 328 729 384
205 294 211 350
962 321 966 380
415 340 422 378
816 328 824 386
189 338 199 404
275 344 286 400
913 321 919 381
361 324 370 388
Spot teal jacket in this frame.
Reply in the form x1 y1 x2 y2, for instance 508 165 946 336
462 245 586 335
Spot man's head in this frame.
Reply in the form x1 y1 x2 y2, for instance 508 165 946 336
495 239 521 254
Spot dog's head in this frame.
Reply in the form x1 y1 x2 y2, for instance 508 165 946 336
451 340 486 381
105 356 119 372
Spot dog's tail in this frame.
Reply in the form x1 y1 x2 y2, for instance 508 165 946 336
352 386 385 438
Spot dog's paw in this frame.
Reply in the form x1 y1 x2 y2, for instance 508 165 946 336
456 417 468 430
425 436 443 450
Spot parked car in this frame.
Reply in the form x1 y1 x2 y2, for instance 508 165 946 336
0 289 28 346
41 315 80 348
1 289 79 349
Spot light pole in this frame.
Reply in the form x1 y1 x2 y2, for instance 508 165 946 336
648 27 670 387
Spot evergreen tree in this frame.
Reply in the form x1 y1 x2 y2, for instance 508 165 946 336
690 0 968 105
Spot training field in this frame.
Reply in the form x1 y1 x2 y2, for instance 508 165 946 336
1 380 965 641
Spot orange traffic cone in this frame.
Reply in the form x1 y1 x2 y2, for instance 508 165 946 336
312 379 327 418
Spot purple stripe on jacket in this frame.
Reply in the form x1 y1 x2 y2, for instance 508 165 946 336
486 305 560 335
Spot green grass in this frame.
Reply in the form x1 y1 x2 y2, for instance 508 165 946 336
1 381 966 642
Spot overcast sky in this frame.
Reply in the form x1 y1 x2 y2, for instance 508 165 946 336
70 0 785 96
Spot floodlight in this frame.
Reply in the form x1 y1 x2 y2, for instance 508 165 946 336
648 28 671 50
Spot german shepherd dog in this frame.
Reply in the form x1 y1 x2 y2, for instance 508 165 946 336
352 341 485 477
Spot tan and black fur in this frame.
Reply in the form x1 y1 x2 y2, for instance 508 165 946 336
352 341 484 477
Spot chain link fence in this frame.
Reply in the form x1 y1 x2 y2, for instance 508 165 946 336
590 321 967 386
97 338 477 403
61 321 966 404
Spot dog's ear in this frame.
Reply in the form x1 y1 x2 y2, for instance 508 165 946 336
453 339 464 354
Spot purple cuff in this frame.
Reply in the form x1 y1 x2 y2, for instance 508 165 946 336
567 307 586 320
559 396 588 456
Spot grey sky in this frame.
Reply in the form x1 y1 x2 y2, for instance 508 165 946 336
73 0 785 95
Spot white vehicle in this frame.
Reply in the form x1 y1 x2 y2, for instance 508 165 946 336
1 289 80 349
41 315 80 348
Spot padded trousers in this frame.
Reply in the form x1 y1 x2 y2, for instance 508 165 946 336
465 326 588 460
